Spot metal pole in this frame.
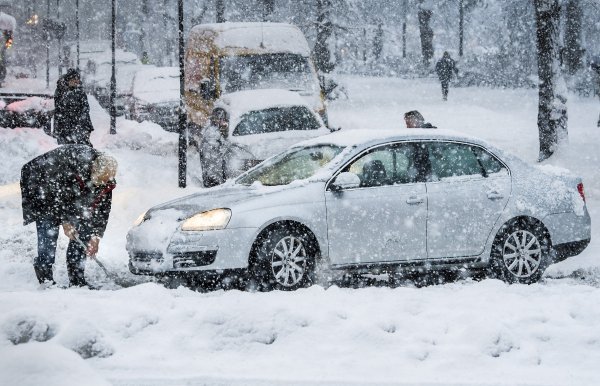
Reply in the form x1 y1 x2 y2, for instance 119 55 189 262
57 0 62 76
178 0 187 188
76 0 80 68
110 0 116 134
46 0 50 89
459 0 464 57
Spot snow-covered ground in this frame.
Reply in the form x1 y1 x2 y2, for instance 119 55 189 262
1 75 599 385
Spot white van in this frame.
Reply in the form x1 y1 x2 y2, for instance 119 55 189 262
184 22 327 130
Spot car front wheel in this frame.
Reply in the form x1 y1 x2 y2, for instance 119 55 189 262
249 226 316 291
491 221 551 284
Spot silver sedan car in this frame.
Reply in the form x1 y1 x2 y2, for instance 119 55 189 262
127 129 591 289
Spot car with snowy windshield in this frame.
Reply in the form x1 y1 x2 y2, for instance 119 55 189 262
196 89 330 187
126 66 180 132
127 129 591 289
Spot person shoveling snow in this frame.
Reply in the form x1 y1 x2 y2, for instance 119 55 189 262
20 145 117 288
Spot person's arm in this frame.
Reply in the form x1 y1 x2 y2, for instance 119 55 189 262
90 189 113 239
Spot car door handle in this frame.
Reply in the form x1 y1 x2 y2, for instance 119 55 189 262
406 196 425 205
487 191 504 200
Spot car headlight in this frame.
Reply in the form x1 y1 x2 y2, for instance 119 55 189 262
133 210 148 227
181 208 231 231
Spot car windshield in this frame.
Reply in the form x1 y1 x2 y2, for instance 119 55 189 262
233 106 321 136
237 144 343 186
220 53 316 94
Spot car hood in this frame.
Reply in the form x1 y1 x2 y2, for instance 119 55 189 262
145 183 295 220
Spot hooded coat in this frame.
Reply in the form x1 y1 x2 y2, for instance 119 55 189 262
20 145 114 237
435 55 459 83
53 76 94 146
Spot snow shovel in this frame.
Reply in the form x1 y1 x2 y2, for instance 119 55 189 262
74 236 126 286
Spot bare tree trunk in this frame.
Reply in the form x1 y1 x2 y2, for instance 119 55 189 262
563 0 584 74
534 0 568 161
418 5 434 66
216 0 225 23
313 0 334 73
262 0 275 22
459 0 464 57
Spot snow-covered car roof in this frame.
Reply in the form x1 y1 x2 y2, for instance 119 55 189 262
298 128 494 151
215 89 318 127
188 22 310 56
132 67 180 105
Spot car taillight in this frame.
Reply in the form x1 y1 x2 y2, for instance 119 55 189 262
577 182 586 203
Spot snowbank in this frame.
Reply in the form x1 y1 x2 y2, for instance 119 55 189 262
6 97 54 113
0 343 111 386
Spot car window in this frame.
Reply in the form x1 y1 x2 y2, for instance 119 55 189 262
236 144 343 186
233 106 321 136
427 142 484 181
472 147 508 176
344 143 419 187
220 53 315 94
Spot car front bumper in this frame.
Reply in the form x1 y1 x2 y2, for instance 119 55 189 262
127 226 258 275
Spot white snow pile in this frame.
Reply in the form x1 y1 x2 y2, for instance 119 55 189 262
6 97 54 113
0 343 111 386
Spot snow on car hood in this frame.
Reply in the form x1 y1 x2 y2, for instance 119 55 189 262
145 183 296 220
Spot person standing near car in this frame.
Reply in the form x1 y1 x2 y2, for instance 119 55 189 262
199 108 232 188
404 110 437 128
53 68 95 146
435 51 459 101
21 145 117 287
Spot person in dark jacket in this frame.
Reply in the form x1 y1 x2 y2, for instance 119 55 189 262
21 145 117 287
404 110 437 128
435 51 459 101
53 68 94 146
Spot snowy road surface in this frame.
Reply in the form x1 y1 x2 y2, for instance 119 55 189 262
1 76 599 385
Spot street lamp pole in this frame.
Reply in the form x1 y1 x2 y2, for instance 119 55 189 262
178 0 187 188
46 0 50 89
110 0 116 134
76 0 79 68
57 0 62 76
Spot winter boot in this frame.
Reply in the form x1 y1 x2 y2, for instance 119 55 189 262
34 265 55 285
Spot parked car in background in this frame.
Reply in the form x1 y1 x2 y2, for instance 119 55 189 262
127 129 591 290
126 66 180 131
196 88 331 187
184 22 327 131
82 49 148 115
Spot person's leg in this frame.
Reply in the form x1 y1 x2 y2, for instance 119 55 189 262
66 236 88 287
442 81 449 101
35 220 59 284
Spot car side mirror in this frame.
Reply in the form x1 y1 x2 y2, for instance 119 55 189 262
330 172 360 191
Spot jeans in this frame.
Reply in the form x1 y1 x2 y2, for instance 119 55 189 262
35 220 89 286
35 220 59 283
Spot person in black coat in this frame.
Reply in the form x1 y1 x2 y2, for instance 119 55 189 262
435 51 459 101
53 68 94 146
21 145 117 287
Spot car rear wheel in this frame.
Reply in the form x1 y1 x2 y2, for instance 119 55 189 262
491 221 551 284
249 226 316 291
